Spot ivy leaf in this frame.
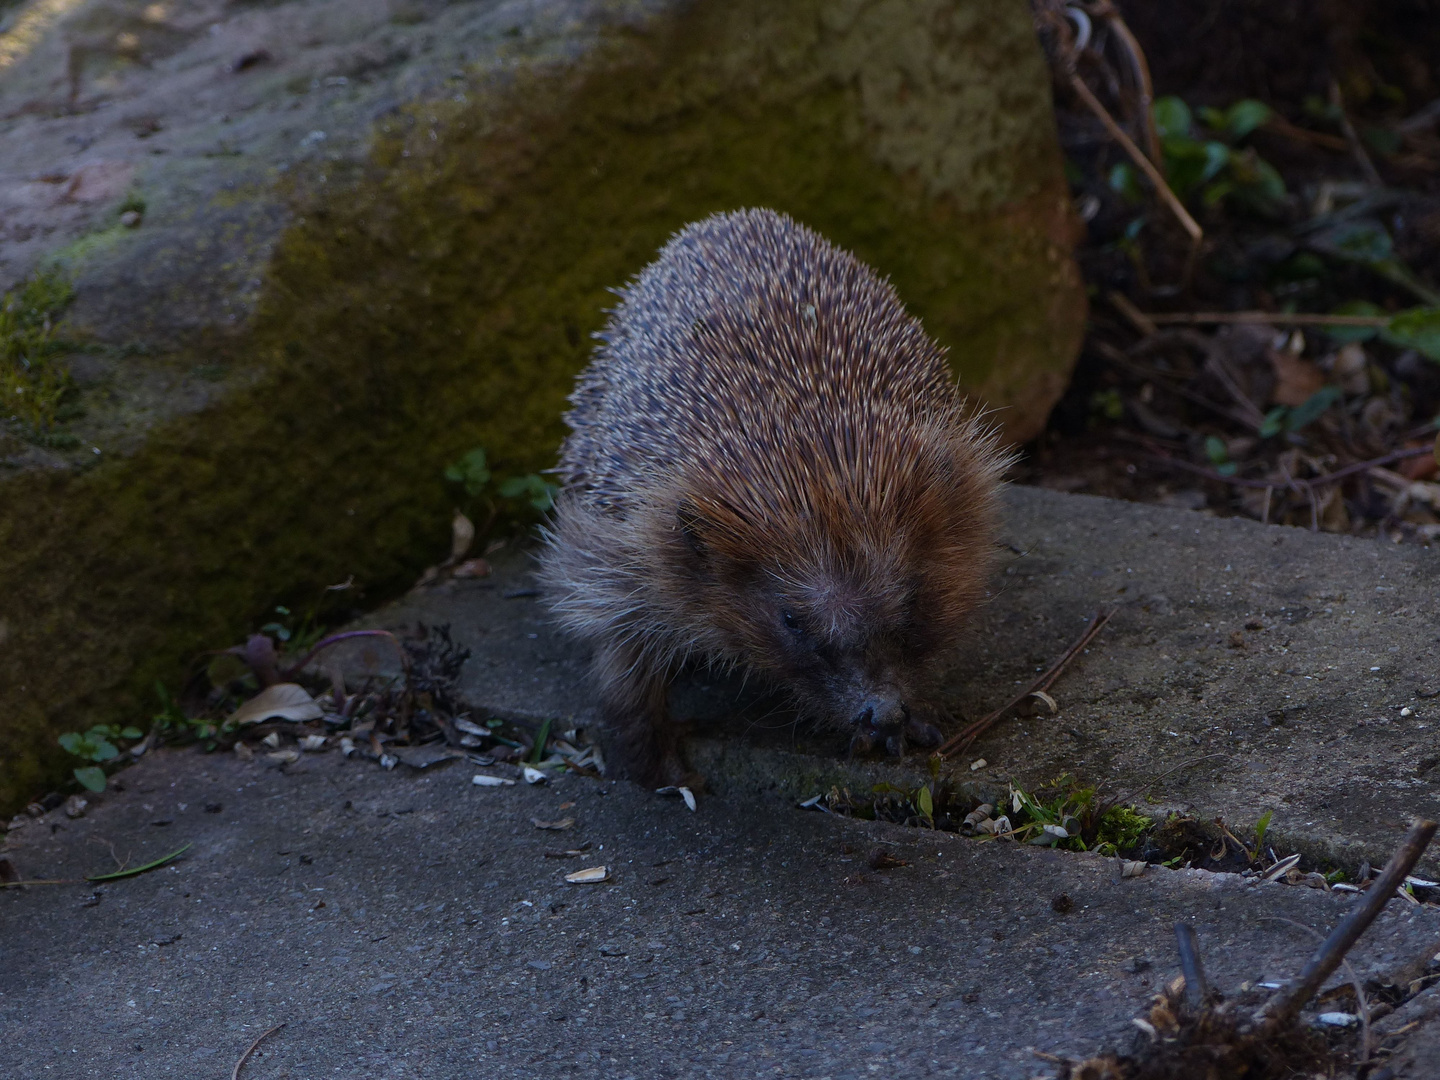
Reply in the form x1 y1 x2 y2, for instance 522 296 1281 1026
1223 99 1271 138
1383 307 1440 362
1287 386 1343 431
1152 96 1192 139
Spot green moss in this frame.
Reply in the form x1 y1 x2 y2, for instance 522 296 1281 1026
1 269 76 433
0 0 1082 811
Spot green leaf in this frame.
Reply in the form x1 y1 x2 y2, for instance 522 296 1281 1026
1328 220 1394 264
260 621 291 642
1224 99 1272 138
444 447 492 498
917 785 934 820
529 717 552 764
1253 809 1273 851
74 766 107 792
1286 386 1343 431
1152 96 1192 140
120 726 143 740
1383 307 1440 361
1260 407 1288 438
86 842 192 882
58 731 87 756
1327 300 1384 343
1107 162 1143 204
1204 435 1229 465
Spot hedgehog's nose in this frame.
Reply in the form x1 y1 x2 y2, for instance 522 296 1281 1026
855 697 907 733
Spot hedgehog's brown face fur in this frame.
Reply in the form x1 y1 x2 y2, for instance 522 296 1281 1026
650 424 997 748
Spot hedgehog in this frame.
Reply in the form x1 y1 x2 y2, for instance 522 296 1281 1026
538 208 1011 786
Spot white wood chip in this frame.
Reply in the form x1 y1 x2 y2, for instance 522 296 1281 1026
565 866 608 884
472 773 516 787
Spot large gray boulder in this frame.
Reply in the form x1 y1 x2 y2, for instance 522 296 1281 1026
0 0 1084 809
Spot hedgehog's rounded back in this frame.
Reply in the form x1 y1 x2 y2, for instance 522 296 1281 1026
541 208 1009 784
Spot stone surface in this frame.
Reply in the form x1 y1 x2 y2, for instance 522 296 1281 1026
336 485 1440 877
3 745 1438 1078
0 0 1084 812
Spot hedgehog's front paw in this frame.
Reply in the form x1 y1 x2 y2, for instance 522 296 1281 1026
848 700 950 759
902 700 952 750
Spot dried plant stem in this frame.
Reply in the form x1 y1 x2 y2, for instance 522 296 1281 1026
1146 445 1434 492
1146 311 1391 328
1330 79 1384 186
1258 819 1436 1030
232 1022 287 1080
939 609 1112 759
1068 73 1202 247
1094 2 1163 166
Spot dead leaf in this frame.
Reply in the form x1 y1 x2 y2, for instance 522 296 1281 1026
1268 349 1326 407
531 817 575 831
565 866 609 884
228 683 324 726
448 511 475 564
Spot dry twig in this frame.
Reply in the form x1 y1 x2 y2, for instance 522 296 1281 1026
1329 79 1384 187
1144 311 1392 328
939 609 1112 758
232 1022 287 1080
1258 819 1436 1030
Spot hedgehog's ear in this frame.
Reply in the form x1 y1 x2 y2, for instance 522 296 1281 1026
676 502 709 562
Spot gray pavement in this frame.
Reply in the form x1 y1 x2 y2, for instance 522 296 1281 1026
337 484 1440 877
4 746 1439 1079
4 486 1440 1077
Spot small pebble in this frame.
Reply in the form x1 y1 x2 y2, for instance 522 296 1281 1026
119 210 142 228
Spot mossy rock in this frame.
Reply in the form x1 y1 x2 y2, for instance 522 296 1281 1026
0 0 1084 812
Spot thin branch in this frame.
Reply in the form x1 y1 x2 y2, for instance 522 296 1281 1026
1145 311 1391 328
1090 340 1252 428
939 609 1112 759
1095 3 1163 166
1261 916 1372 1064
1330 79 1384 186
1258 819 1436 1029
1145 445 1435 492
1263 114 1351 153
1067 72 1203 246
232 1022 287 1080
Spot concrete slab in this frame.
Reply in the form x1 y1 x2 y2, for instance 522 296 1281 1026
4 747 1439 1079
334 486 1440 877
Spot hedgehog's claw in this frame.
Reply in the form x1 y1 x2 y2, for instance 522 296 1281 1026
904 716 943 748
848 727 877 758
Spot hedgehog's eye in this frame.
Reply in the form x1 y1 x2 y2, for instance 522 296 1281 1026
781 610 803 635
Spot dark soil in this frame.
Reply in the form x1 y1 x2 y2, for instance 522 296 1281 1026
1020 0 1440 543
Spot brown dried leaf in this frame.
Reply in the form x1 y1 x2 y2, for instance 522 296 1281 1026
1268 349 1326 407
531 817 575 831
228 683 324 726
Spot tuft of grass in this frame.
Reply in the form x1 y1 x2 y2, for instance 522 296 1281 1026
1 270 76 432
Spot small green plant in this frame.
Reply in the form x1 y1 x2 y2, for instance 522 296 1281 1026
1109 96 1287 216
498 473 558 513
1005 775 1153 856
1204 435 1237 476
1259 386 1343 437
1 269 76 431
444 447 491 500
1089 388 1124 423
58 723 144 791
445 445 559 522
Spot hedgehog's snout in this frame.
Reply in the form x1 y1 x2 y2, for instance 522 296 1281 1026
854 696 908 734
